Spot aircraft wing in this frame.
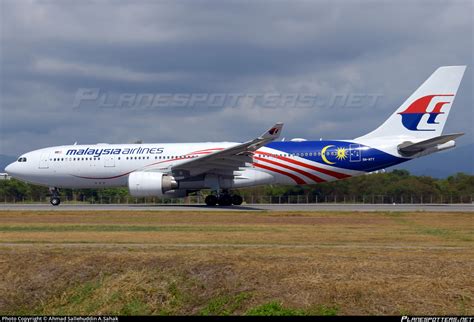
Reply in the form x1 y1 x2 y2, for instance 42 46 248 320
398 132 464 157
171 122 283 178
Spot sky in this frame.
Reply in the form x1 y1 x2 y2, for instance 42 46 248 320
0 0 473 174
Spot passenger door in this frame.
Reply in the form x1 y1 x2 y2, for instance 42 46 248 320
39 153 49 169
104 155 115 167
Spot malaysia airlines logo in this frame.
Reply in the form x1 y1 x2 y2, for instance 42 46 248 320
268 127 279 135
398 94 454 131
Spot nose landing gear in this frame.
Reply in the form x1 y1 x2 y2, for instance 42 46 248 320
49 187 61 206
50 197 61 206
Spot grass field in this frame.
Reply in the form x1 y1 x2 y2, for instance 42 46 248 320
0 210 472 315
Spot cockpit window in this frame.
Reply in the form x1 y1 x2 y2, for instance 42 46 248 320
17 157 27 162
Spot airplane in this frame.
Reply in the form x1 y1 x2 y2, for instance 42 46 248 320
4 66 467 206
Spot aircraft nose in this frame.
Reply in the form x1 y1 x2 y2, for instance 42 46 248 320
5 162 16 175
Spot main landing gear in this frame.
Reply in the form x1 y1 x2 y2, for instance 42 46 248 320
49 187 61 206
205 191 243 206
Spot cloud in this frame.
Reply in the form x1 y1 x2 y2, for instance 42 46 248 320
33 58 189 83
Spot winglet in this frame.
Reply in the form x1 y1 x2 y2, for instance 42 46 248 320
246 122 284 151
260 122 284 140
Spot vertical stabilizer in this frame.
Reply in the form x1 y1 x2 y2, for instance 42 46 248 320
357 66 466 141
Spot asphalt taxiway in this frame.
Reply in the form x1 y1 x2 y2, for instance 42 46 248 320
0 203 472 212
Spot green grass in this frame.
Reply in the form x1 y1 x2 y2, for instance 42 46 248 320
384 212 472 242
245 301 338 316
42 279 105 315
417 227 472 241
315 305 339 316
199 292 252 316
0 225 281 233
120 298 149 315
69 280 102 305
34 276 333 316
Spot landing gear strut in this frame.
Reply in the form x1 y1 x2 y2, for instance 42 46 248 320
49 187 61 206
204 191 243 206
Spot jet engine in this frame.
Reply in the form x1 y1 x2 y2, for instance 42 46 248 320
128 172 178 197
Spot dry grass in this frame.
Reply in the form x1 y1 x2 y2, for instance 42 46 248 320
0 210 472 315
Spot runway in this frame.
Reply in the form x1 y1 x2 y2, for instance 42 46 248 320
0 203 472 212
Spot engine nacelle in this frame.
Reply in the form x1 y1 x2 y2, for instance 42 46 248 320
128 172 178 197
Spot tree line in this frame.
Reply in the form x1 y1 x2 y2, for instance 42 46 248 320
0 170 473 203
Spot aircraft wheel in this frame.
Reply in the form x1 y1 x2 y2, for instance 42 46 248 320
205 195 218 206
231 195 243 206
50 197 61 206
217 194 233 206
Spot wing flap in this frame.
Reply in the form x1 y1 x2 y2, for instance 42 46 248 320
172 122 283 177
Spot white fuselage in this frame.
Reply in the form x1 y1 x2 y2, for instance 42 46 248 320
4 141 365 191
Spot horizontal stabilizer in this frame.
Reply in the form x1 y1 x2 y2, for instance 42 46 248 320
398 132 464 157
